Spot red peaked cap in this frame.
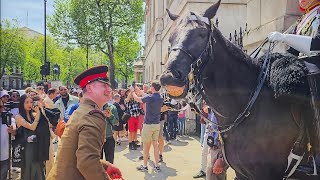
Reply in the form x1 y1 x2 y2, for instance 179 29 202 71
74 65 109 88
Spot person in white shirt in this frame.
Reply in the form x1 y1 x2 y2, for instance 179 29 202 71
0 100 16 180
44 88 58 109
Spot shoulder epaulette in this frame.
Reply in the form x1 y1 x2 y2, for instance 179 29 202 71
89 109 105 117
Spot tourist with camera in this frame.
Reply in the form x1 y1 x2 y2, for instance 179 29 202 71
125 88 142 150
132 80 164 172
0 100 16 180
0 90 9 105
14 94 47 180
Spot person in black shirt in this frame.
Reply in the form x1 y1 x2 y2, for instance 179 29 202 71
113 94 124 145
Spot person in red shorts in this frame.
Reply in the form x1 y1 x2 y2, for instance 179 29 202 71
125 88 142 150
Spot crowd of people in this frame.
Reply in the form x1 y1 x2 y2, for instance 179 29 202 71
1 66 211 180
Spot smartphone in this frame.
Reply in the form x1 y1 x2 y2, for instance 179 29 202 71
33 101 38 107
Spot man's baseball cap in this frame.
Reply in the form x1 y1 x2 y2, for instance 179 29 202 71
74 65 109 89
0 90 9 98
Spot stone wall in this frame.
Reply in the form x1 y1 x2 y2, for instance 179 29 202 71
243 0 302 53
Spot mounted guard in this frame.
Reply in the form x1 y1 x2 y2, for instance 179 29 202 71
268 0 320 175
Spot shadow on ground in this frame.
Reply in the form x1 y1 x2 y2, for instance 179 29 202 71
115 142 129 153
142 162 178 180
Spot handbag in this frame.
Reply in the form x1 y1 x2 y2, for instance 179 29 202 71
121 112 131 123
12 127 26 168
44 108 61 126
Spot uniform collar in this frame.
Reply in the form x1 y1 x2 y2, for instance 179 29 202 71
306 2 320 13
83 98 100 109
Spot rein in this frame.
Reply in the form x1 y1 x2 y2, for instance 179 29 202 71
168 14 274 133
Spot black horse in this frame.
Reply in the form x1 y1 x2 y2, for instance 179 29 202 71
160 1 319 179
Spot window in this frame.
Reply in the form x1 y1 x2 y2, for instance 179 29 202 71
17 79 22 89
3 78 9 89
12 79 16 89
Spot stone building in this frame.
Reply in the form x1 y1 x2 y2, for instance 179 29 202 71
243 0 302 53
0 66 23 90
133 56 145 83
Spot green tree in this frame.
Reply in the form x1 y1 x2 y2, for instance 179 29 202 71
22 35 90 85
0 19 25 79
48 0 144 88
60 47 88 87
114 35 141 86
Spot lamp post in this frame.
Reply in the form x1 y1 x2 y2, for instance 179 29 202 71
44 0 47 64
43 0 48 91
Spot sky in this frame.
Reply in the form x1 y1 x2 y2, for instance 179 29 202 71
1 0 55 34
1 0 145 46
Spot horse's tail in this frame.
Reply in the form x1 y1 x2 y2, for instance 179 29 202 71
306 73 320 153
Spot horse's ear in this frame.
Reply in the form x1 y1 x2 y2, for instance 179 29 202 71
166 8 179 21
203 0 221 19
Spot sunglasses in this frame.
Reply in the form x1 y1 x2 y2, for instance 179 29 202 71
1 95 9 98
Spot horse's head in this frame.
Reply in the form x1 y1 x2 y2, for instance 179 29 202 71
160 0 221 98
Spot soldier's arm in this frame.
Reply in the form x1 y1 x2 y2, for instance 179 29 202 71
76 112 108 180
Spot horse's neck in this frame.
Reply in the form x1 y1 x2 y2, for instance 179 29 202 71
203 34 260 118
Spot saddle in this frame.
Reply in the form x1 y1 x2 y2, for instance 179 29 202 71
257 53 310 99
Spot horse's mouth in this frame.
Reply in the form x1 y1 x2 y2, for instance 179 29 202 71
160 70 190 99
164 84 189 98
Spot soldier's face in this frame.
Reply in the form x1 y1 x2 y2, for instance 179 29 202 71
92 81 112 102
299 0 319 9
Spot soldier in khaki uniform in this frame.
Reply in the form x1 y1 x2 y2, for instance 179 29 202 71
47 65 122 180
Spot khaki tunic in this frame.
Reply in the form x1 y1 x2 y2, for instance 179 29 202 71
47 99 109 180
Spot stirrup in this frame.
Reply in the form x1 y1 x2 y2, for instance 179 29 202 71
283 149 304 178
307 155 318 176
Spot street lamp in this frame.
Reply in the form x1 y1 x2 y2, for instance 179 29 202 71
43 0 48 91
44 0 47 64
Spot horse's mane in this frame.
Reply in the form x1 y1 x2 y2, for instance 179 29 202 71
212 26 260 71
214 25 309 99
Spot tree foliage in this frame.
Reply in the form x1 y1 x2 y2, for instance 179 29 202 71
48 0 144 88
114 35 141 86
0 19 25 79
22 36 91 86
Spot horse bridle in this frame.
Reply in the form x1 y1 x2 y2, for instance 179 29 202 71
168 14 225 116
167 13 273 134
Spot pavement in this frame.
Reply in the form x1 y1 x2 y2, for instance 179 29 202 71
10 135 236 180
113 135 236 180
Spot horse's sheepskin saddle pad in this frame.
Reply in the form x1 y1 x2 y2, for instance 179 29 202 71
257 53 310 99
